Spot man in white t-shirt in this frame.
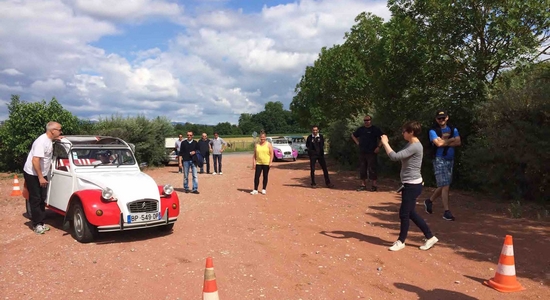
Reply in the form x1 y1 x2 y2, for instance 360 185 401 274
23 121 63 234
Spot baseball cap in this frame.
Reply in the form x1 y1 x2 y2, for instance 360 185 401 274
435 110 448 118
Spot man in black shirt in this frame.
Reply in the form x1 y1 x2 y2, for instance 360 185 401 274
178 131 199 194
351 115 383 191
306 126 334 188
197 133 211 174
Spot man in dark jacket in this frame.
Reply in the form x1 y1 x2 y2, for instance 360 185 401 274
351 115 383 191
306 126 334 188
178 131 199 194
197 133 211 174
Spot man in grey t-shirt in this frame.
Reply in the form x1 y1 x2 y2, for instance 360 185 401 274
209 132 227 175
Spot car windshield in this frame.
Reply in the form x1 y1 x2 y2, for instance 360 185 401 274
70 148 136 166
273 139 289 145
292 138 305 143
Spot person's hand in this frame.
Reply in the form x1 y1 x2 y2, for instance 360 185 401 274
190 151 196 155
374 147 380 154
381 135 389 144
252 163 256 170
39 177 48 187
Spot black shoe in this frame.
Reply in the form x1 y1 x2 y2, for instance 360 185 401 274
326 183 334 188
184 189 190 193
311 183 317 188
192 190 200 194
443 210 455 221
424 199 433 214
356 185 367 191
371 186 378 192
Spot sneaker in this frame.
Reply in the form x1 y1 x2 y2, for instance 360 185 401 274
261 189 266 195
192 190 200 194
250 190 258 195
424 199 433 214
356 185 367 191
443 210 455 221
219 172 223 175
419 236 439 250
184 189 190 193
389 240 405 251
213 172 217 175
42 224 51 231
33 224 46 234
178 171 182 174
371 186 378 192
311 183 317 188
326 183 334 188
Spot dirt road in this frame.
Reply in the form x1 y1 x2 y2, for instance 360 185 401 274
1 154 548 299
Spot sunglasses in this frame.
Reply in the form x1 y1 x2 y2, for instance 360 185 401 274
436 117 446 121
364 119 372 122
187 134 193 136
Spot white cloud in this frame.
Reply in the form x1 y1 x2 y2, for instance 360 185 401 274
1 69 24 76
0 0 390 123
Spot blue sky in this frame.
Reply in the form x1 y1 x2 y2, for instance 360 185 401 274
0 0 391 124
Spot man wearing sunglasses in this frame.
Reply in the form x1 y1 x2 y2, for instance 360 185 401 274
351 115 383 191
23 121 63 234
178 131 199 194
425 110 461 221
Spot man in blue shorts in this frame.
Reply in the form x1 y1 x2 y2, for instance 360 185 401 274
424 110 461 221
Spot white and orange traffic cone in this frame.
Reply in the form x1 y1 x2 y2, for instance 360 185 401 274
10 175 22 196
484 235 525 292
203 257 220 300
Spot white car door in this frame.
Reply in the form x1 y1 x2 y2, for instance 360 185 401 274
46 146 75 212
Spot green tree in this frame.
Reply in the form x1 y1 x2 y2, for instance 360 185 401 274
0 95 79 171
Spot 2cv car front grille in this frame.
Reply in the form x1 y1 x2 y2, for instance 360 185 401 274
127 199 158 213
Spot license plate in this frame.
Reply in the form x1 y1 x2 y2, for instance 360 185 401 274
127 212 161 223
284 155 292 158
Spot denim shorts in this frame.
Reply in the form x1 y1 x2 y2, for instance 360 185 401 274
433 157 454 187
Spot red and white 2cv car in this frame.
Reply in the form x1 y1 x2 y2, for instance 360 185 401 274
25 135 180 243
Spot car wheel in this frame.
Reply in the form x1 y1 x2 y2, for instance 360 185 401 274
158 223 174 232
71 202 97 243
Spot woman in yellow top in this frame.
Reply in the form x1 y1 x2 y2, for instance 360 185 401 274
251 132 273 195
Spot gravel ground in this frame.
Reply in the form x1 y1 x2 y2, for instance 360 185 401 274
0 154 548 299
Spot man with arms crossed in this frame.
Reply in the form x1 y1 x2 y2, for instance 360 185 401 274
351 115 383 191
424 110 461 221
23 121 62 234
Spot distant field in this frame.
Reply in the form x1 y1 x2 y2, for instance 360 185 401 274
223 134 308 151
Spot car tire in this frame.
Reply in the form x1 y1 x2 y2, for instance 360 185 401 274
71 202 97 243
158 223 174 232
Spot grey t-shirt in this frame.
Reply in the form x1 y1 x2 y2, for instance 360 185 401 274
209 137 227 155
388 142 423 183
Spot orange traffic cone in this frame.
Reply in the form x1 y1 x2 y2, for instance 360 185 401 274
484 235 525 292
203 257 220 300
10 175 22 196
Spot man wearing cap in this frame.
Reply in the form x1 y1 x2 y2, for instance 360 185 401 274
424 110 461 221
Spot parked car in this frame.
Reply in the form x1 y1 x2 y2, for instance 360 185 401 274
164 137 179 165
24 135 180 243
285 136 308 156
266 137 298 161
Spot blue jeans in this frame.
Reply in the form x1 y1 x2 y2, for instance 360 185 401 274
398 183 433 242
213 154 222 173
183 160 198 191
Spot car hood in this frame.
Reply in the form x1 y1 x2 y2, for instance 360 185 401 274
77 172 160 200
273 145 293 151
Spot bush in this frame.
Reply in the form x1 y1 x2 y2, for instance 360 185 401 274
460 64 550 203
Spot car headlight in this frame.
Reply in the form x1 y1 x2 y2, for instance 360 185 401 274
101 187 116 201
163 184 174 195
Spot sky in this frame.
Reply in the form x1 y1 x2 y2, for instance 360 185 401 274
0 0 391 125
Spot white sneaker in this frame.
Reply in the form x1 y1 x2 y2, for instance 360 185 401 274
212 172 217 175
261 189 266 195
34 224 46 234
419 236 438 250
219 172 223 175
389 240 405 251
250 190 258 195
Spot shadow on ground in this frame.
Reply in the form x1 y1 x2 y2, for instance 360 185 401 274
394 283 478 300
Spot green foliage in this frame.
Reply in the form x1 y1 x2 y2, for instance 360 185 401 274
460 63 550 202
92 115 174 166
238 101 305 134
325 116 363 168
0 95 79 171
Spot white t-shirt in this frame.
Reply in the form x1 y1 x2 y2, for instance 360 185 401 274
23 133 53 176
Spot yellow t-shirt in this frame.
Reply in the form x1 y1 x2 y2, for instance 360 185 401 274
255 142 271 165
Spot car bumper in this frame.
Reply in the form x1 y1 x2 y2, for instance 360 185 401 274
97 207 177 232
